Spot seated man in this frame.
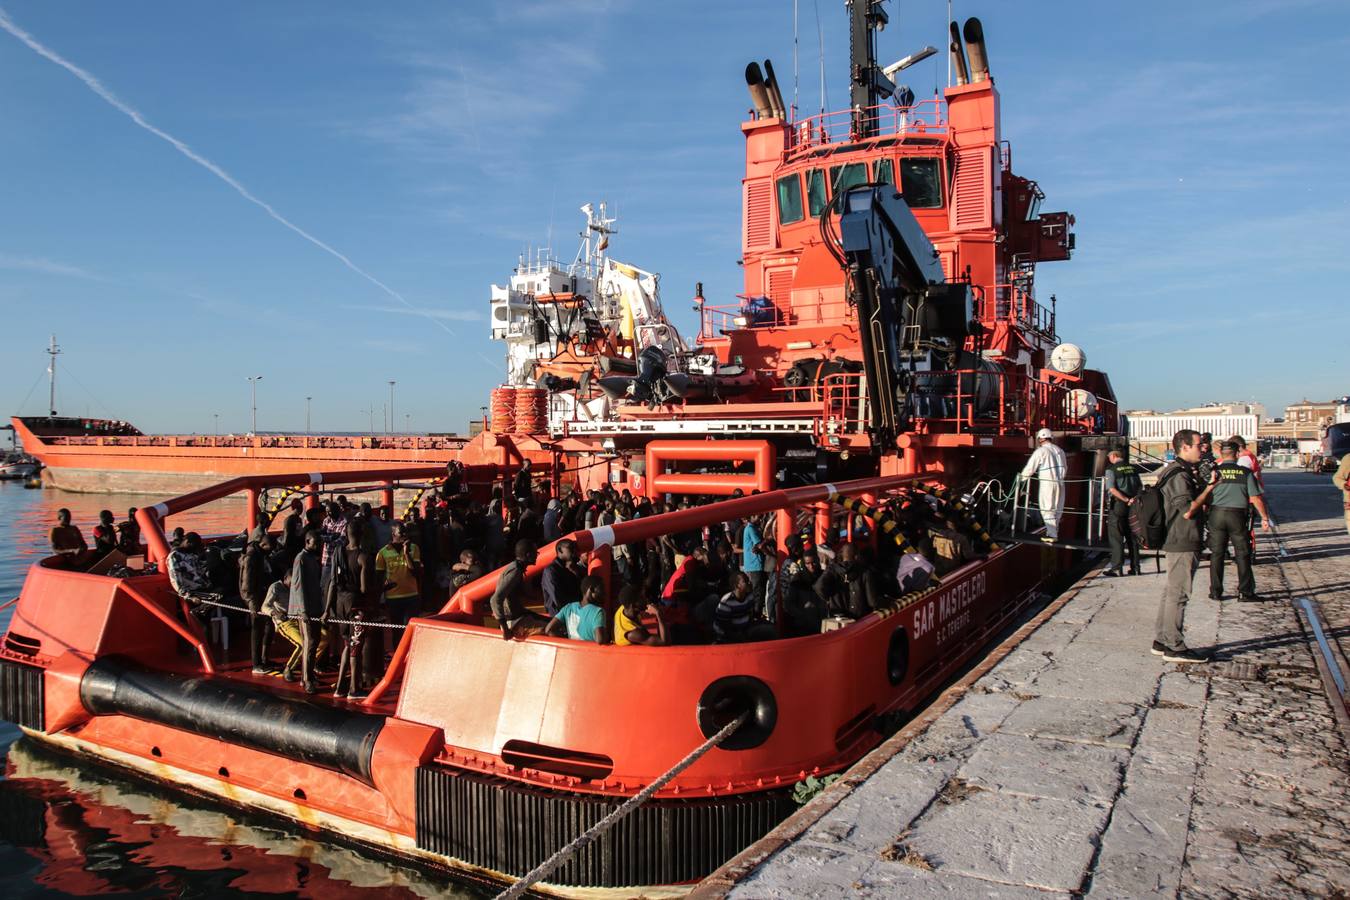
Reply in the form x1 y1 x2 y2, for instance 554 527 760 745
896 550 936 595
814 543 880 620
661 545 714 640
783 551 826 637
713 572 774 643
490 539 551 640
166 532 218 615
546 575 608 644
263 571 329 685
449 548 484 590
49 508 87 560
614 584 667 646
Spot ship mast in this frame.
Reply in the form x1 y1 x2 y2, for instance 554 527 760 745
847 0 888 138
46 334 60 417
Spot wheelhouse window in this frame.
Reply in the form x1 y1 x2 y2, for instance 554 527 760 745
776 174 804 225
900 158 943 208
806 168 827 217
828 162 868 197
874 158 894 185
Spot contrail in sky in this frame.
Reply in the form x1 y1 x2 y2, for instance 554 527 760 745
0 7 462 338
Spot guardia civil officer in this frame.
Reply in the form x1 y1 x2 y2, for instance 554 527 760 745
1207 440 1272 602
1102 449 1141 577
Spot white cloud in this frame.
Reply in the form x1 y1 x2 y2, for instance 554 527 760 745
0 254 105 280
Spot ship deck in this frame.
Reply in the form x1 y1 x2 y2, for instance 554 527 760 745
698 471 1350 898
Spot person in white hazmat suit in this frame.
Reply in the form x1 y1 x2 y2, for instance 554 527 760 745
1020 428 1067 540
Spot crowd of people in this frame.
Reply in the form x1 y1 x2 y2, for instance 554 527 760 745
45 459 998 691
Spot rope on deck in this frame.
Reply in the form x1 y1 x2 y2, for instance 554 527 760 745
494 711 750 900
187 595 408 629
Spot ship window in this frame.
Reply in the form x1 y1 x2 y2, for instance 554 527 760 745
900 158 943 208
806 169 827 217
874 158 894 185
776 174 804 225
828 162 868 197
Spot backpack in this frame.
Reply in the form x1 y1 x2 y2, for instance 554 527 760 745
1128 466 1183 550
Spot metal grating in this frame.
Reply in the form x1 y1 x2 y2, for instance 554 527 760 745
415 766 793 888
744 180 773 250
0 659 44 731
951 147 991 231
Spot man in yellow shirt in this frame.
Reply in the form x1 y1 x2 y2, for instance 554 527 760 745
613 584 667 646
376 523 423 626
1333 454 1350 537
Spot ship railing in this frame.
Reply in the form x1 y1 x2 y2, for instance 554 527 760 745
986 472 1112 549
132 464 504 566
972 283 1056 341
697 296 785 340
42 433 468 450
789 99 948 151
769 372 868 436
908 368 1078 436
364 470 933 707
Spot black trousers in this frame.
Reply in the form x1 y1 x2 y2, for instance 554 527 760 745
1108 509 1139 573
244 596 273 669
1208 506 1254 598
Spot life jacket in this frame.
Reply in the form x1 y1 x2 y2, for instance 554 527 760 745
1107 461 1142 504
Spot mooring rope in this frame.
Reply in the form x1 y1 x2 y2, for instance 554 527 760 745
187 595 408 629
494 711 750 900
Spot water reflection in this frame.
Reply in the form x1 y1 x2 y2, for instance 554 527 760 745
0 733 484 897
0 480 244 603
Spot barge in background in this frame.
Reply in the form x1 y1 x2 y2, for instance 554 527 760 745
1 6 1122 894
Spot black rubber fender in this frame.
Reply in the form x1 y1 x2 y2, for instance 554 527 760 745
887 626 910 686
697 675 777 750
80 655 384 785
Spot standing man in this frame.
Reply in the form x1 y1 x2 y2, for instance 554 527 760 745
239 526 277 674
741 514 770 621
541 538 583 617
1020 428 1068 541
1102 449 1142 577
1208 440 1273 602
376 523 423 626
1195 434 1217 485
1334 452 1350 537
49 508 87 559
288 529 326 693
1153 429 1209 663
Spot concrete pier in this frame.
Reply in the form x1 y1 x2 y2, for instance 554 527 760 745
697 472 1349 898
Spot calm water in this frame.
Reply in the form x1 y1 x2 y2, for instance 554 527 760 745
0 482 484 898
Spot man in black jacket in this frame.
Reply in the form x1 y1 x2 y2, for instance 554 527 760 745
814 543 880 619
1153 430 1210 663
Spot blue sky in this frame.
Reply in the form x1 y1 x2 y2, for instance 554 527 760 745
1 0 1346 434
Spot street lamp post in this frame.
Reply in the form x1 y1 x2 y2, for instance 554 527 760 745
247 376 263 435
305 396 312 435
213 413 219 437
388 381 396 434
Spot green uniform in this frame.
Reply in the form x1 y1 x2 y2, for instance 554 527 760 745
1208 461 1260 599
1104 461 1142 573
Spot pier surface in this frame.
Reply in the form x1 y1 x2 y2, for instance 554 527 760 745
697 472 1350 898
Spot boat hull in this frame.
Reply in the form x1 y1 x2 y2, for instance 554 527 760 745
0 535 1065 894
